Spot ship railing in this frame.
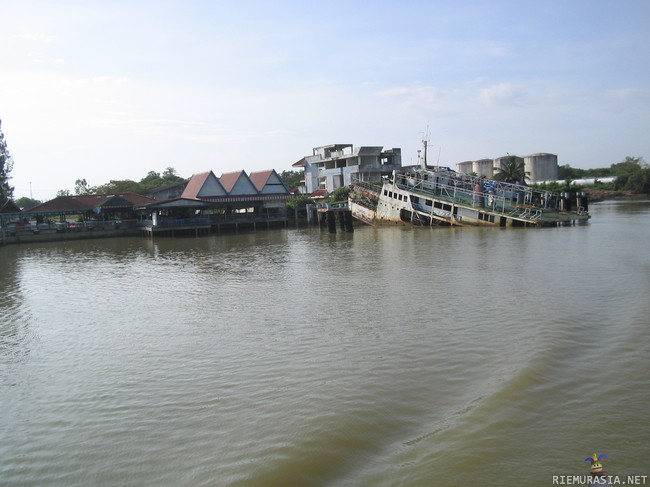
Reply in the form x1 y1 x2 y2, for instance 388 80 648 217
396 178 517 216
395 168 564 212
315 202 349 210
351 180 383 193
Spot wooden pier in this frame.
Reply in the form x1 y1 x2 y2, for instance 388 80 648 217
316 204 354 233
141 216 290 238
141 223 212 238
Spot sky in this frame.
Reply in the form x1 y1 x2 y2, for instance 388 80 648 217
1 0 649 201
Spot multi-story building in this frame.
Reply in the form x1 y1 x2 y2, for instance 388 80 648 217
293 144 402 195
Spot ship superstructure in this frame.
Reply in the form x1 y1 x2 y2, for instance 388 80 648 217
349 167 589 227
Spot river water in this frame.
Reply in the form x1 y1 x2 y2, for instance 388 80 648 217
1 200 649 486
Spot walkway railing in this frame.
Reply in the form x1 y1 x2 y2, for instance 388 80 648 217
140 214 289 228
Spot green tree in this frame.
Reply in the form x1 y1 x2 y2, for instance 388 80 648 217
139 167 185 191
94 179 141 194
493 156 529 184
279 170 302 190
57 189 71 197
285 194 313 211
74 178 96 195
15 196 42 210
162 167 184 184
139 171 162 190
0 120 15 202
558 164 583 180
611 156 645 176
326 186 351 203
612 156 649 193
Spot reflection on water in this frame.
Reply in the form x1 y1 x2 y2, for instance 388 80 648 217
1 200 649 486
0 246 32 369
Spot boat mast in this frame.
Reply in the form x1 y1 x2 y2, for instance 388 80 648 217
421 126 430 169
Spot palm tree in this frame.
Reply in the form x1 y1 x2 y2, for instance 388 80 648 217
493 156 529 184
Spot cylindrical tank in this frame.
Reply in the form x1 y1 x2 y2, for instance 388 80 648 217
524 153 558 183
493 155 524 173
456 161 473 174
472 159 494 178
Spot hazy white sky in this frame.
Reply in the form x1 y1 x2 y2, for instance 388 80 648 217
1 0 648 200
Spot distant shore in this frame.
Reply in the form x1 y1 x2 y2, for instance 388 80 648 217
585 189 649 202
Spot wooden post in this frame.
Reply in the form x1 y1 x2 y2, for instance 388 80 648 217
343 210 354 232
327 210 336 233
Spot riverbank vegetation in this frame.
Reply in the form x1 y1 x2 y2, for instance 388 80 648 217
533 156 649 197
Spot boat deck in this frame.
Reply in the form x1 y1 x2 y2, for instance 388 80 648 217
350 169 590 227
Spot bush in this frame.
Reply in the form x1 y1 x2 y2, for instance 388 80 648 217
326 186 350 203
286 194 313 210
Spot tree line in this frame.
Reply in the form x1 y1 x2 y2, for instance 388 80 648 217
59 167 187 198
558 156 649 193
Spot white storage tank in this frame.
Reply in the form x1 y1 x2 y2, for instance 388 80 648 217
493 155 524 174
524 153 558 182
472 159 494 178
456 161 473 174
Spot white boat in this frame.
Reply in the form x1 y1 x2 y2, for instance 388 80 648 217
348 166 590 227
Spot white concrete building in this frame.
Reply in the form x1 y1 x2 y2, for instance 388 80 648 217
293 144 402 195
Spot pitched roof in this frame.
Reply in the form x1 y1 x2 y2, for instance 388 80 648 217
218 171 241 193
1 199 21 214
292 157 306 168
181 171 226 199
147 180 188 197
181 171 209 199
310 189 329 198
148 180 188 193
249 169 289 194
248 170 273 191
219 171 258 195
28 193 156 213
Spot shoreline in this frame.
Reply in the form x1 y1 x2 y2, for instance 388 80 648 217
584 189 649 202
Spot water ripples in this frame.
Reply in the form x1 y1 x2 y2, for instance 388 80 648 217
2 202 649 486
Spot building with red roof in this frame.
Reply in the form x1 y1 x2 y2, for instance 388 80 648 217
178 169 291 210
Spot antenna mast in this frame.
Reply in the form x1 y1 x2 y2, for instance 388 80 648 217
421 126 430 169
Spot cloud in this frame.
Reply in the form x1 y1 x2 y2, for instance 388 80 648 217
22 33 55 43
478 83 526 107
377 84 457 115
603 88 650 103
